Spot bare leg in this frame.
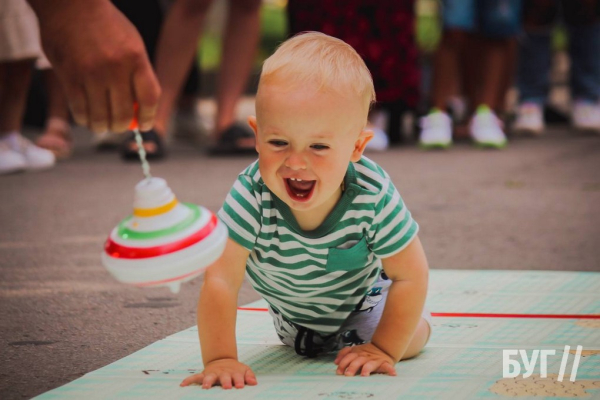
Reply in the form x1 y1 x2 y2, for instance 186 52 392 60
431 30 469 110
461 33 481 114
400 318 431 360
36 69 73 158
154 0 213 136
0 60 32 134
496 38 517 115
477 37 515 112
43 69 70 121
214 0 261 138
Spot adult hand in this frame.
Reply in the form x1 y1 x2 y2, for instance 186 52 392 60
180 359 258 389
29 0 160 133
334 342 397 377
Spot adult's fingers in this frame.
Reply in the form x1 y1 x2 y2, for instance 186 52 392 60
61 81 88 127
109 75 135 133
132 61 160 131
180 373 204 387
85 78 110 133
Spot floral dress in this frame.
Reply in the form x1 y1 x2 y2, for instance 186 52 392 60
287 0 420 107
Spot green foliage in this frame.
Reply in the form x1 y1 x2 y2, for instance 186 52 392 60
552 26 568 52
198 0 491 69
416 14 442 53
415 0 442 53
198 33 221 70
198 2 288 71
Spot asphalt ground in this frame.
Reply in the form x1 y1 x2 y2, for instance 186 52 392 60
1 123 599 399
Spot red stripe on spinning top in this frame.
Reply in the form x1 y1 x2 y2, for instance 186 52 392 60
105 214 218 259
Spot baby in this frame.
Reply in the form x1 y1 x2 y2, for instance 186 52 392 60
181 32 431 390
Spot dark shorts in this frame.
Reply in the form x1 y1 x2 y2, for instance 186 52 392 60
443 0 523 38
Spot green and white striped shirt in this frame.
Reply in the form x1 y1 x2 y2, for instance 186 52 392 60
218 157 418 334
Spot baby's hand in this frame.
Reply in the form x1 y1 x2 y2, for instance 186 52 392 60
334 343 397 377
180 358 257 389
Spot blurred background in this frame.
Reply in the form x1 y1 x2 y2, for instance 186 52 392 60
1 1 598 398
21 0 591 147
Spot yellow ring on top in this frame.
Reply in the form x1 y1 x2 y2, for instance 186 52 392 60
133 197 178 217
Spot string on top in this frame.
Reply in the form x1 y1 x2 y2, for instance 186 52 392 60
133 128 152 180
129 104 152 181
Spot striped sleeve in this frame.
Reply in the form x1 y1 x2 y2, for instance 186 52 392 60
217 174 261 251
368 179 419 258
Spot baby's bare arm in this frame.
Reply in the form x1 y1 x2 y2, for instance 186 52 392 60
181 238 255 389
372 236 429 361
335 236 429 376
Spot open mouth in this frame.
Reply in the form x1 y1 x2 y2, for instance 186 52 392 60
284 178 316 202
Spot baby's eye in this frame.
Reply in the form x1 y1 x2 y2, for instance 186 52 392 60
311 144 330 151
268 140 288 147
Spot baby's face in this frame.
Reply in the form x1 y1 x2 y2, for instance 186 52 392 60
249 82 372 216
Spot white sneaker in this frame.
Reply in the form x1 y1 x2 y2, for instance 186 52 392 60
1 132 55 171
419 109 452 149
0 141 27 175
365 127 389 151
572 100 600 132
470 105 507 148
513 102 544 135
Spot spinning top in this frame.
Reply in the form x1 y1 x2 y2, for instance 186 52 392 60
101 111 227 293
102 177 228 293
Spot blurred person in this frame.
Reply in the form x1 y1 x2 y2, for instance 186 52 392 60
0 0 55 175
120 0 262 159
27 0 161 137
287 0 421 150
420 0 522 149
34 59 73 160
513 0 600 135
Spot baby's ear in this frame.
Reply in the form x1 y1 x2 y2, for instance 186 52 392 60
247 116 259 153
247 116 258 135
350 129 374 162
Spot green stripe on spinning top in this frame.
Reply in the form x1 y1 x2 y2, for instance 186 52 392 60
117 203 202 240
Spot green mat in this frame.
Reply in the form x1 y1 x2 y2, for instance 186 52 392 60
37 271 600 399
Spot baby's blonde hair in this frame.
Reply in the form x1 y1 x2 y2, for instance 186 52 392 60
258 32 376 117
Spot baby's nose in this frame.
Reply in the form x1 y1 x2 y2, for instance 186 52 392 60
284 152 307 170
